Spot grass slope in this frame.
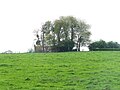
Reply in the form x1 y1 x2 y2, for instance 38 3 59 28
0 52 120 90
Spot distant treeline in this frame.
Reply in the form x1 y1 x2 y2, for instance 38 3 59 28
89 40 120 51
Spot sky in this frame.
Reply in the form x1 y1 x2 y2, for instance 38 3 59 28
0 0 120 52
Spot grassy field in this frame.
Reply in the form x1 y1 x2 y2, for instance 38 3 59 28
0 51 120 90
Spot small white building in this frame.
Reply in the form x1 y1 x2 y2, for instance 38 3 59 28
73 46 89 51
80 46 89 51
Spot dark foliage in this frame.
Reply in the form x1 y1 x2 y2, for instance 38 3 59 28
89 40 120 51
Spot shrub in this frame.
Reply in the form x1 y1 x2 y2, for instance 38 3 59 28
91 48 120 51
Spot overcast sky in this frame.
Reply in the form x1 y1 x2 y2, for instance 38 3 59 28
0 0 120 52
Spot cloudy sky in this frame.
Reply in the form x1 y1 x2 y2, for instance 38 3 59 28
0 0 120 52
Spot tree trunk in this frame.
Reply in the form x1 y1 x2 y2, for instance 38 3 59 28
78 42 81 51
42 32 45 52
71 27 74 41
57 33 60 44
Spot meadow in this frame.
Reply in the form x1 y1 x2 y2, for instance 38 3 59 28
0 51 120 90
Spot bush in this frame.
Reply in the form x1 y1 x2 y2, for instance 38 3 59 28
91 48 120 51
51 40 75 52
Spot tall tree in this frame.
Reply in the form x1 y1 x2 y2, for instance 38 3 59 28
33 29 41 45
59 16 69 41
41 21 52 52
54 20 62 45
67 16 78 42
34 16 91 52
76 20 91 51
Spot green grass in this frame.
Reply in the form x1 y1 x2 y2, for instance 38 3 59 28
0 51 120 90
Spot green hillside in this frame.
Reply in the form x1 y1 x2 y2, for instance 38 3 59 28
0 52 120 90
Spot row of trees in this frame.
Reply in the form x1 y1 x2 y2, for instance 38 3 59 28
89 40 120 51
34 16 91 52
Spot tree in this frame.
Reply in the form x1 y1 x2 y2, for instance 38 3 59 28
76 20 91 51
54 19 63 45
34 16 91 52
41 21 52 52
107 41 120 48
89 40 107 50
57 16 91 51
88 40 120 51
33 29 41 45
66 16 78 42
59 16 69 41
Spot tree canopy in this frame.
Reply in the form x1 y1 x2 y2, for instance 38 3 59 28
89 40 120 51
34 16 91 52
